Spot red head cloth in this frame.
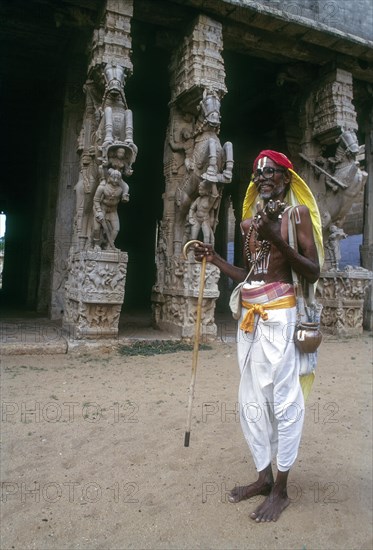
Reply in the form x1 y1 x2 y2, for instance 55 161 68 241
253 150 293 171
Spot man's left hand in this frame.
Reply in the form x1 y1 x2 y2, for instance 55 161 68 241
254 207 282 242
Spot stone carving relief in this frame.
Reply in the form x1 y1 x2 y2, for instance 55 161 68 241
64 249 128 338
66 254 127 300
316 268 372 336
311 69 358 141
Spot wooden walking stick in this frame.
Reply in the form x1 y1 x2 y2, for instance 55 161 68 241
183 239 207 447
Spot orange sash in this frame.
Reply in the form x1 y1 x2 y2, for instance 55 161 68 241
240 295 296 333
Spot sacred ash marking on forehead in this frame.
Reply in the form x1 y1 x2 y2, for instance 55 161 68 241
257 156 269 169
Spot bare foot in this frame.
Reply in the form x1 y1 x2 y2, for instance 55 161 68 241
228 480 273 503
229 465 274 503
249 484 290 522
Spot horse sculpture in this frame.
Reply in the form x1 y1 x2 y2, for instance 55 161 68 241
172 89 234 254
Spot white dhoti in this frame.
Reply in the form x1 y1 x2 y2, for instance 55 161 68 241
237 281 305 472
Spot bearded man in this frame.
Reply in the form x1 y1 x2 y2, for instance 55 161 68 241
193 149 324 522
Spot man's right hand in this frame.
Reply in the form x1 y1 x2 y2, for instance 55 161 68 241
193 242 215 263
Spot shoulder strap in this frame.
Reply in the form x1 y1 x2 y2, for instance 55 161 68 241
287 206 298 284
287 206 296 245
287 206 315 304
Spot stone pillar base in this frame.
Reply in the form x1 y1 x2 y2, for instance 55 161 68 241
360 244 373 330
63 249 128 339
151 256 220 340
152 291 218 340
318 267 373 337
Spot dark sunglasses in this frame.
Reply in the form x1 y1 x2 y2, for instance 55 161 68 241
253 167 285 180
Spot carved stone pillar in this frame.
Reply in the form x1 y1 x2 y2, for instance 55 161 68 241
63 0 135 339
317 268 373 337
151 15 233 338
298 67 371 335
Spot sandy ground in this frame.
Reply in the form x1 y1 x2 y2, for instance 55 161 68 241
1 331 372 550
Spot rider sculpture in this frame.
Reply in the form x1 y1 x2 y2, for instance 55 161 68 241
172 88 234 254
74 61 137 250
302 129 367 250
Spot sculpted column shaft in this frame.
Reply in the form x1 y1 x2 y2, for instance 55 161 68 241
49 64 84 320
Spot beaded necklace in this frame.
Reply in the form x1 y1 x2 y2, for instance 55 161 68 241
244 217 271 274
244 200 287 274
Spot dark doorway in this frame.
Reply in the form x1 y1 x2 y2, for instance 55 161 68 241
117 24 170 315
215 50 295 312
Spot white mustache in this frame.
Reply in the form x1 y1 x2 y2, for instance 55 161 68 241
259 182 273 188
